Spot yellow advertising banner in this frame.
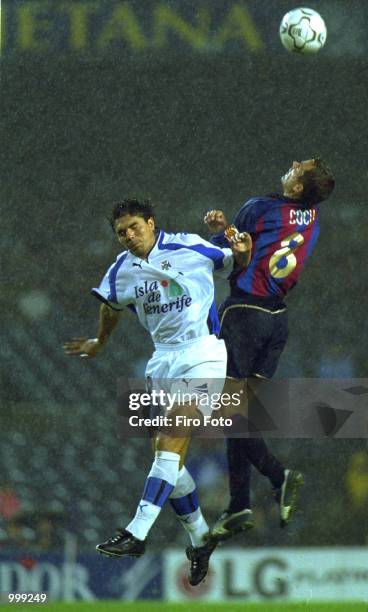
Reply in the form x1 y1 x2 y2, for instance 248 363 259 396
2 2 264 54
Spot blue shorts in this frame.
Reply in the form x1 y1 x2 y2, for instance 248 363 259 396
219 299 288 379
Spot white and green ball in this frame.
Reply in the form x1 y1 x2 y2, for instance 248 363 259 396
280 7 327 54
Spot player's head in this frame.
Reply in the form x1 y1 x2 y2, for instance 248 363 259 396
282 158 335 204
110 198 156 258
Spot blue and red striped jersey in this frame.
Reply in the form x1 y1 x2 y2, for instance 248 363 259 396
211 194 320 299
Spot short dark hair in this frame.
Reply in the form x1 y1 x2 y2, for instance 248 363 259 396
300 158 335 204
110 198 155 229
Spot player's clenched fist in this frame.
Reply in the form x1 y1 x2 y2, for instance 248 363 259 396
204 210 228 233
225 225 252 253
224 226 252 268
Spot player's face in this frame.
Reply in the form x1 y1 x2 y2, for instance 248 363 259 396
114 214 156 258
281 159 316 197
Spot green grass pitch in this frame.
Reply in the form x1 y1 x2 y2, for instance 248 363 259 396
2 602 367 612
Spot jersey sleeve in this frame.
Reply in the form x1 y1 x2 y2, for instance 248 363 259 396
170 232 234 278
91 253 128 311
213 247 234 278
210 198 261 247
233 199 260 233
210 231 228 248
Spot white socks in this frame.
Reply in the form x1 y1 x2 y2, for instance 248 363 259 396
125 454 209 547
126 450 180 541
170 466 210 547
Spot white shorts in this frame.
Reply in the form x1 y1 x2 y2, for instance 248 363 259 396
145 335 227 417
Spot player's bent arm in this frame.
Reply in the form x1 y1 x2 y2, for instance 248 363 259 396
97 303 121 346
63 304 121 359
232 245 252 270
226 229 253 270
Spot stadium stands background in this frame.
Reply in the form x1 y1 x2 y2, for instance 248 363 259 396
1 0 368 554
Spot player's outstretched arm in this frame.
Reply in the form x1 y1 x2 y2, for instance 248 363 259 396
225 226 252 270
63 303 121 359
204 210 228 234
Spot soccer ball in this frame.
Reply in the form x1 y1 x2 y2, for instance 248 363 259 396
279 7 327 54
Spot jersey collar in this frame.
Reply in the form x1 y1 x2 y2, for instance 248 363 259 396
265 193 318 208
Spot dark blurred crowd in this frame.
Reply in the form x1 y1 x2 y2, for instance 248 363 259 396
2 441 368 552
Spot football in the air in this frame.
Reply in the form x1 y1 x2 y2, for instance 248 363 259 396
279 7 327 54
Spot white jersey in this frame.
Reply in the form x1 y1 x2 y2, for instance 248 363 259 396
92 230 234 346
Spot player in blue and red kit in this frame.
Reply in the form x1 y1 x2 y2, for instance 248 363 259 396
205 158 335 540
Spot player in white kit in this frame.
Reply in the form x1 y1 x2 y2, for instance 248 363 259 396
64 198 251 585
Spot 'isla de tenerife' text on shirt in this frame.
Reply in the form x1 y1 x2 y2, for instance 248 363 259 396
92 231 233 346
